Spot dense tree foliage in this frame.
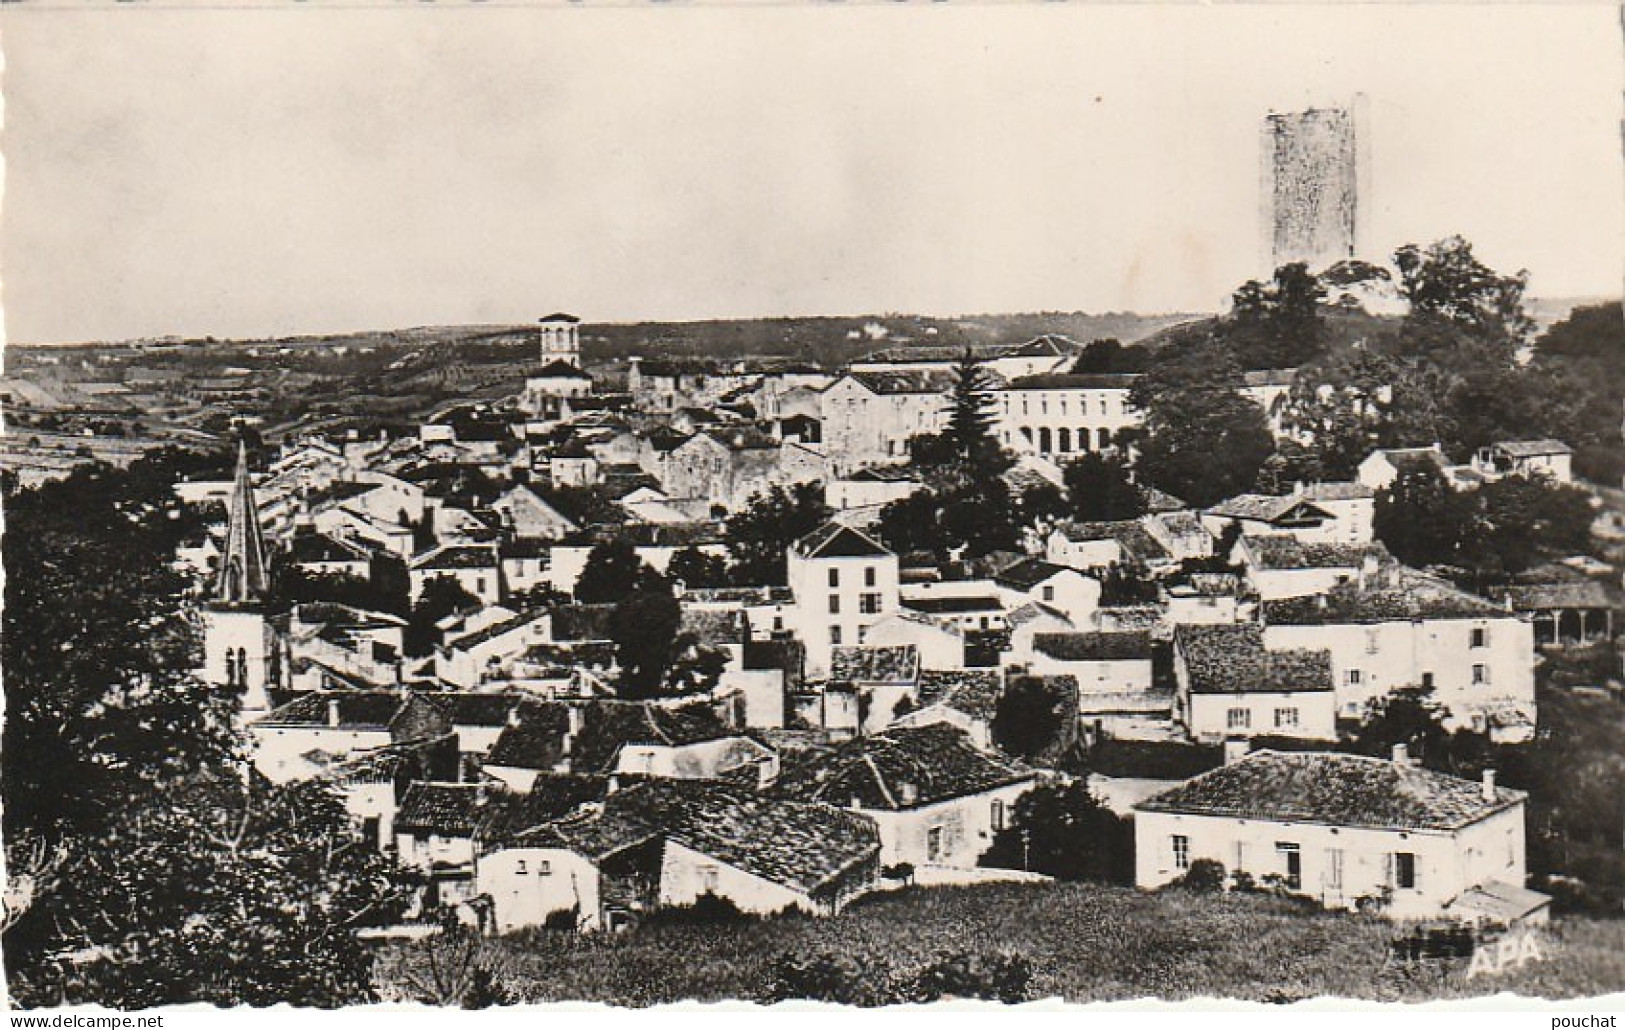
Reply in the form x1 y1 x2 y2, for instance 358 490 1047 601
1061 453 1146 522
3 451 406 1008
1135 384 1273 509
665 546 732 589
724 483 831 586
1069 337 1150 375
875 479 1024 561
979 782 1133 883
1374 465 1595 581
7 774 412 1008
1223 262 1327 369
2 451 238 846
991 677 1071 760
573 539 647 603
943 352 1006 473
609 570 684 699
1529 302 1625 484
405 575 480 657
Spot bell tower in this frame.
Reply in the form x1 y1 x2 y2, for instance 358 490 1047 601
202 440 276 714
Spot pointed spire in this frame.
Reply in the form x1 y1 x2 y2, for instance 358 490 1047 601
215 438 270 603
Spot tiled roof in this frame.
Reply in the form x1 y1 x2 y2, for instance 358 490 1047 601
287 530 372 564
794 521 892 559
1136 750 1524 831
1241 368 1297 388
1005 601 1075 629
478 773 611 842
418 691 534 728
1207 493 1332 524
1375 447 1447 475
846 370 958 396
485 701 734 774
1245 536 1382 570
830 644 919 684
411 545 498 571
396 782 505 837
846 464 923 484
678 607 747 648
1054 519 1171 563
602 779 880 896
1302 481 1374 502
599 522 724 548
776 724 1032 810
1494 438 1573 458
254 690 413 729
903 595 1002 614
1490 580 1614 611
1174 624 1332 695
993 557 1072 591
1262 570 1512 625
1002 373 1140 391
1007 334 1084 358
530 360 591 379
550 603 618 642
446 609 548 653
915 670 1003 721
1032 631 1153 662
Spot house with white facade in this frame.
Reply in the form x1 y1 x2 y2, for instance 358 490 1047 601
992 373 1141 459
1472 439 1575 485
818 371 955 477
1204 481 1374 546
993 558 1102 626
824 465 926 512
786 521 901 676
775 724 1037 869
1017 631 1154 694
1260 571 1537 741
409 544 504 606
1134 749 1543 923
1171 623 1337 742
1232 535 1389 602
862 609 966 671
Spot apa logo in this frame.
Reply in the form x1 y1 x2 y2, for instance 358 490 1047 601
1466 930 1548 978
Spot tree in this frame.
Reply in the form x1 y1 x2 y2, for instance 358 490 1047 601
991 676 1071 760
665 547 731 590
610 571 683 699
1394 235 1534 361
1530 302 1625 484
1224 262 1327 369
724 483 831 586
1135 385 1274 508
1467 475 1597 579
573 539 646 603
2 451 238 849
1062 452 1146 522
405 575 480 657
1069 337 1149 375
1372 466 1474 570
978 782 1133 883
875 490 951 558
943 351 1002 471
1253 439 1325 495
6 773 413 1008
1346 686 1464 772
876 480 1024 562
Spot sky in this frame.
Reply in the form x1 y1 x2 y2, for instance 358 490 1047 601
2 3 1621 344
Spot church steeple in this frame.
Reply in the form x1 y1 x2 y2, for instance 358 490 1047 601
215 439 270 603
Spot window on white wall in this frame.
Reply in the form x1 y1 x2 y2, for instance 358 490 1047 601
1171 835 1190 870
1227 708 1251 730
1472 664 1489 685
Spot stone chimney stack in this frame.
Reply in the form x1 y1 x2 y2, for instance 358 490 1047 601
1391 742 1408 765
1482 768 1497 801
327 697 342 728
1223 737 1252 765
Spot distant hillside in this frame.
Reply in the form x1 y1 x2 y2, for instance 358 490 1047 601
580 311 1206 369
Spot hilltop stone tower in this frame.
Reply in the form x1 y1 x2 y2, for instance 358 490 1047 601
1259 99 1367 277
201 440 276 714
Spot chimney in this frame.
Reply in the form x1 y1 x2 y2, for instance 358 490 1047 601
506 704 522 728
327 697 342 728
1482 768 1497 801
606 774 620 795
898 782 918 806
1316 593 1329 610
1391 742 1408 765
1223 737 1251 765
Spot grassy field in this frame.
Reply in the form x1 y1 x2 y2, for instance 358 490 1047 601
373 881 1625 1006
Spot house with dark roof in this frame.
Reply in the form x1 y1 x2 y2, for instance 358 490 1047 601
1172 624 1336 742
1046 519 1173 572
1231 534 1391 601
408 543 503 607
818 370 957 476
1204 480 1375 547
993 558 1103 626
860 609 966 672
786 521 901 676
888 670 1004 750
773 724 1036 869
991 372 1141 461
824 464 926 512
479 778 880 932
248 689 458 783
1472 439 1574 484
433 609 553 689
1021 631 1155 694
1261 571 1537 742
1134 747 1543 923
